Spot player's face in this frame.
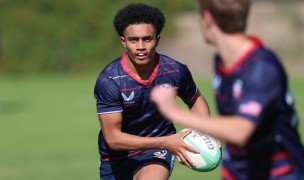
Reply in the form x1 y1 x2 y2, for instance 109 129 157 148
121 23 160 66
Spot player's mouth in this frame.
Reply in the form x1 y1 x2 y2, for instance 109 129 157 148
136 53 148 60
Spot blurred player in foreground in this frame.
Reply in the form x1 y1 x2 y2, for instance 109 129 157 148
93 3 210 180
151 0 304 179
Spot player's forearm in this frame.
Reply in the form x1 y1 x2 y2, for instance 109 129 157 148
197 116 255 146
167 107 255 146
105 132 166 151
189 95 210 117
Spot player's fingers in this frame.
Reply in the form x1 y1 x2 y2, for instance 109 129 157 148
181 129 192 137
177 155 192 168
217 140 222 148
181 150 196 168
186 144 200 154
178 151 195 168
180 131 200 154
183 157 194 168
175 155 182 164
176 153 188 166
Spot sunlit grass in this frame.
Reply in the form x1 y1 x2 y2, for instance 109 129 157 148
0 74 303 180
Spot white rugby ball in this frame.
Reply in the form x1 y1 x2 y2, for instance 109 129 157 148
181 128 221 172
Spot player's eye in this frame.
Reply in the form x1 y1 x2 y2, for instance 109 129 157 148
143 36 153 42
128 38 138 43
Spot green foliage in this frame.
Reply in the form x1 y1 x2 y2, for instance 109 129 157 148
0 0 195 74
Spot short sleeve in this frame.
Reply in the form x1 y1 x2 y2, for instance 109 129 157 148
177 64 198 102
235 61 281 126
94 75 122 114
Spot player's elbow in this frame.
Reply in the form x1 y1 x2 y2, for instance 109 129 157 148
229 119 255 146
105 138 123 151
230 133 251 146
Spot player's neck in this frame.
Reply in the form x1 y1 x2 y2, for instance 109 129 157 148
216 33 252 69
127 55 157 81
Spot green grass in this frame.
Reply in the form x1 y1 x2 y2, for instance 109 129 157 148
0 74 303 180
0 74 99 180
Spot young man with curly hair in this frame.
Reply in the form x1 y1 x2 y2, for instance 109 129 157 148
151 0 304 179
93 3 210 180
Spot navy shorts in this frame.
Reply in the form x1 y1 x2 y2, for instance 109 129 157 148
99 149 175 180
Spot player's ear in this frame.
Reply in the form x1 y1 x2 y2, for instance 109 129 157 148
203 10 214 27
155 35 160 47
120 36 126 47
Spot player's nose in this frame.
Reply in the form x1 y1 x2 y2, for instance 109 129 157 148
137 39 146 50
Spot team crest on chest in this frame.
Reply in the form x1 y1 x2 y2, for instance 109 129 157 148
160 83 178 89
160 83 172 88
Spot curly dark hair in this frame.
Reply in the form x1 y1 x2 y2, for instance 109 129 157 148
113 3 165 37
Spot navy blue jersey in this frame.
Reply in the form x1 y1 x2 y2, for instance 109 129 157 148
212 37 304 179
94 53 198 161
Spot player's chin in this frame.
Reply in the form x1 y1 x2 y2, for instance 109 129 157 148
135 58 150 65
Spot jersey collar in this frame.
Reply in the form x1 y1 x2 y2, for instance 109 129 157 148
219 36 262 76
121 53 160 86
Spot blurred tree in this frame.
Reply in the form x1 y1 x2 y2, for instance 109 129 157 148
0 0 195 74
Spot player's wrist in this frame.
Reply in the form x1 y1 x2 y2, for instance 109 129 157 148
156 136 166 149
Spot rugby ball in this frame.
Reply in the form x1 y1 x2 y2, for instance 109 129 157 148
181 128 221 172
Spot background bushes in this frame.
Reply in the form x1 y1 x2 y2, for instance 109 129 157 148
0 0 195 74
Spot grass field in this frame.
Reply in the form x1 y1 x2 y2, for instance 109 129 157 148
0 74 303 180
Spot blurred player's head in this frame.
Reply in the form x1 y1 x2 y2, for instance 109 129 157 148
197 0 250 34
113 3 165 37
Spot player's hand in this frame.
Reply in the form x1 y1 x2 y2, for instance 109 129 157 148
163 129 199 168
217 140 222 148
150 85 178 117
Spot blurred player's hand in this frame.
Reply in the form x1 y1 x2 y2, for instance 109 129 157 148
150 85 178 117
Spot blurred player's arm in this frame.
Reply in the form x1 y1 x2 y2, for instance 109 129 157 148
151 86 255 146
194 116 255 146
183 90 223 147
